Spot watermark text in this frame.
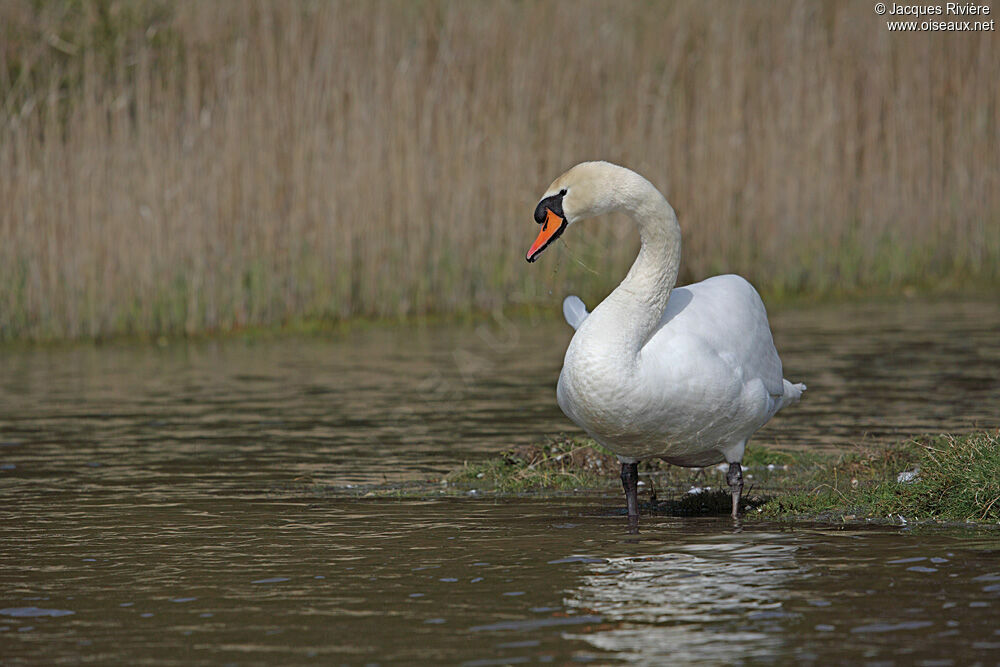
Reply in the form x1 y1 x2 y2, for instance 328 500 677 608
874 3 995 30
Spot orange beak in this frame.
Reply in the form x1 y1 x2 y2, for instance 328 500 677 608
526 208 567 263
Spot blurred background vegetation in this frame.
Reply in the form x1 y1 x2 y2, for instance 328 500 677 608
1 0 997 341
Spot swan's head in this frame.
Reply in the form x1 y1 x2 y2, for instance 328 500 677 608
526 161 626 262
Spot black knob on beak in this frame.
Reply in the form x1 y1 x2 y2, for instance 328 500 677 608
533 189 567 224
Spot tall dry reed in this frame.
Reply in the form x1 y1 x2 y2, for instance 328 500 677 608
1 0 998 340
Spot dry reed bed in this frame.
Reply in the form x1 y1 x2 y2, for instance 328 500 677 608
1 1 997 340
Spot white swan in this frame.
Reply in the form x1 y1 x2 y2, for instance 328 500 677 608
526 161 805 529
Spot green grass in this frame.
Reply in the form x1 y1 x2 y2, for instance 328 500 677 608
445 435 620 493
760 431 1000 524
441 431 1000 525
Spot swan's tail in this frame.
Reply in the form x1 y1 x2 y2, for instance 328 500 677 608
778 380 807 411
563 295 589 330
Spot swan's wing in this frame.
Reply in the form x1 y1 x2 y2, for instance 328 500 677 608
563 295 589 330
716 278 785 398
649 276 784 397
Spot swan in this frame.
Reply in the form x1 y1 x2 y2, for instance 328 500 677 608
526 161 805 530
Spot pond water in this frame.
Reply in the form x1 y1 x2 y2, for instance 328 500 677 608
1 297 998 664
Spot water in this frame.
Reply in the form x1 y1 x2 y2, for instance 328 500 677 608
1 297 999 664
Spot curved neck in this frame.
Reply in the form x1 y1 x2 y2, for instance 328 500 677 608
602 171 682 355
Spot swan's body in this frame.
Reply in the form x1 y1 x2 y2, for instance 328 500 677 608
559 275 803 467
526 161 805 528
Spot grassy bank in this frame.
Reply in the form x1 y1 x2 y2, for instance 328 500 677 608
2 1 998 341
443 431 1000 525
759 431 1000 524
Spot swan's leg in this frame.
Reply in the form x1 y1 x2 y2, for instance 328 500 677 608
726 462 744 520
621 462 640 533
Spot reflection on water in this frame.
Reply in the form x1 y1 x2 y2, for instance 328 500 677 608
1 497 998 665
565 539 802 662
562 523 1000 665
1 297 999 663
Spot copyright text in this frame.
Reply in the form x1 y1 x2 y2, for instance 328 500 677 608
874 2 996 30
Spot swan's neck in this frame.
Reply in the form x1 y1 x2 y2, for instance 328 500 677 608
602 174 681 355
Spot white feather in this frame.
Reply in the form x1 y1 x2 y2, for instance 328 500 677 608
562 295 589 330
